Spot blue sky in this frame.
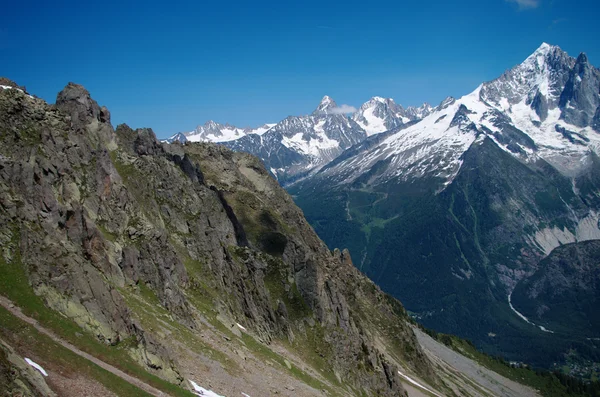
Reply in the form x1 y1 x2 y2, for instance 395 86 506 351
1 0 598 138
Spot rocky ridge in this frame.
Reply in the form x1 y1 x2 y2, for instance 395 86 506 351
0 81 441 396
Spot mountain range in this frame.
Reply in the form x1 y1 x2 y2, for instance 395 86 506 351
1 77 569 396
167 95 434 183
288 43 600 372
170 43 600 375
2 41 600 396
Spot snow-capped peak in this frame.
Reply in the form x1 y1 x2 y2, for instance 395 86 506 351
371 96 389 103
352 97 403 136
480 42 574 113
166 120 275 144
313 95 339 115
535 42 554 55
314 43 600 194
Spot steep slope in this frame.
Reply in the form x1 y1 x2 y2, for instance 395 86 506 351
511 240 600 339
289 43 600 369
0 81 447 396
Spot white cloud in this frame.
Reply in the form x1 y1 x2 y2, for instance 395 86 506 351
328 104 357 114
506 0 540 9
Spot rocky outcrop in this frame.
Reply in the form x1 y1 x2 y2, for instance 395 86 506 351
511 240 600 338
531 90 549 121
559 53 600 127
593 105 600 132
0 339 55 397
0 81 435 395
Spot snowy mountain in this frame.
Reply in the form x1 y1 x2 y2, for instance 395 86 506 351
166 96 436 180
352 97 405 136
166 120 276 143
312 95 338 115
289 43 600 368
308 43 600 190
352 97 434 136
402 102 434 120
222 96 367 183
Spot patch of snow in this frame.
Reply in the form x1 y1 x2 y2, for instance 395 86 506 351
508 292 555 333
281 130 339 157
189 380 225 397
249 123 276 136
397 370 443 397
236 323 247 332
576 212 600 241
529 226 576 256
1 85 34 99
24 358 48 376
356 105 388 136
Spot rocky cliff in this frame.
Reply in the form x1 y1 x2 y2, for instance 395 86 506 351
0 80 438 396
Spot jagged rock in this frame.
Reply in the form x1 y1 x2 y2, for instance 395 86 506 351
0 80 437 396
0 339 56 397
0 77 27 92
56 82 103 126
593 105 600 132
531 90 549 121
559 52 600 127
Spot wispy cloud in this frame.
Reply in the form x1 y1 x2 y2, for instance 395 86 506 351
328 104 357 114
506 0 540 9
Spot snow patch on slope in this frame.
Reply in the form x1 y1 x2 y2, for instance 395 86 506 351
189 380 225 397
281 130 339 157
24 358 48 377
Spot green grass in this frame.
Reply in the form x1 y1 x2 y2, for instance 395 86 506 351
240 332 342 396
0 306 153 397
120 283 240 375
0 246 195 397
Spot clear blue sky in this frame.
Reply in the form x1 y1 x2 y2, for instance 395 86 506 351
2 0 598 138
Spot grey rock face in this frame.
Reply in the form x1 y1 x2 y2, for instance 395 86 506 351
0 80 434 396
56 82 104 126
559 53 600 127
480 43 574 108
511 240 600 337
593 106 600 132
530 90 549 121
449 104 474 129
223 104 367 184
435 96 456 111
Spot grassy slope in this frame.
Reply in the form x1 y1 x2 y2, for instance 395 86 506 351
0 251 195 397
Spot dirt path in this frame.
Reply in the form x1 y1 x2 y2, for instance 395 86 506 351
0 295 171 397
